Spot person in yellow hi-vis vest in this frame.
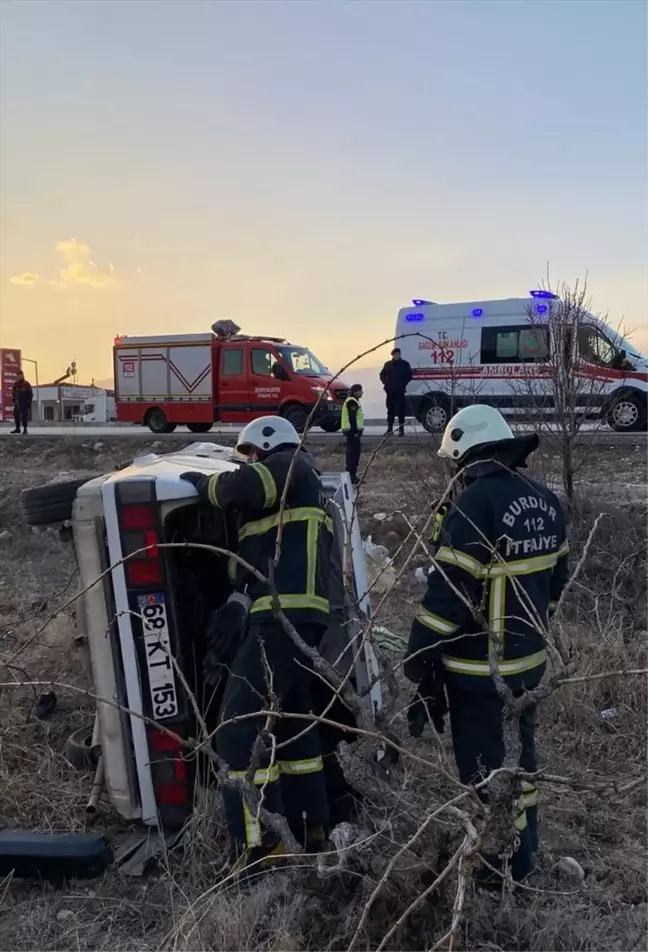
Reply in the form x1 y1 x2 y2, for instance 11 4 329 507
341 384 364 485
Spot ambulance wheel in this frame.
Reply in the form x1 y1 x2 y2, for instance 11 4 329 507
282 404 308 433
187 423 213 433
607 393 646 432
145 408 177 434
420 396 451 433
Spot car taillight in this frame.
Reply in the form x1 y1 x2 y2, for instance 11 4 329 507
117 494 163 588
148 727 189 807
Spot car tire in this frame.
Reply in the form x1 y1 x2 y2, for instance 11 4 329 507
65 725 99 772
319 419 341 433
419 395 451 433
607 393 647 432
186 423 214 434
282 404 308 432
19 477 93 526
145 408 177 434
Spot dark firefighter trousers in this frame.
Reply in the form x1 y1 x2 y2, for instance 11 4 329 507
386 391 407 433
447 685 538 882
345 432 361 479
217 621 329 852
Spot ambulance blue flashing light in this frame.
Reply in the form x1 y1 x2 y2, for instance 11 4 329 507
412 299 433 306
535 304 548 315
529 290 558 300
472 308 483 318
405 313 424 322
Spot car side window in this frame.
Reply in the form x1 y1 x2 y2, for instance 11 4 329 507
251 348 274 376
222 348 243 376
481 326 549 363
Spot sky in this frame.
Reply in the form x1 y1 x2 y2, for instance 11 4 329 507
1 0 646 385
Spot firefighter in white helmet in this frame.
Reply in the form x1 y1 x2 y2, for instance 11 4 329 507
404 405 569 885
181 416 332 875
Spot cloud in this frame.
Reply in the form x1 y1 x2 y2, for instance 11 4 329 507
52 238 116 290
10 271 40 287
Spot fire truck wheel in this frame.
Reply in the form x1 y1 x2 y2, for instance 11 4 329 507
19 478 93 526
607 393 647 432
145 407 177 434
187 422 213 434
282 403 308 432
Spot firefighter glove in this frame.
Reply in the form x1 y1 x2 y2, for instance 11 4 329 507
203 595 250 686
180 471 206 490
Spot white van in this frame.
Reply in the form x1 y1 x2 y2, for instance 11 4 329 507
396 292 648 433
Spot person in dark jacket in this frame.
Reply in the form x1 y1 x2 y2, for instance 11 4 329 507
180 416 332 874
11 371 33 435
379 347 413 436
404 405 568 884
341 384 364 485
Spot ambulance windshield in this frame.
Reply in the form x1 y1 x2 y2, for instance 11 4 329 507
279 347 329 376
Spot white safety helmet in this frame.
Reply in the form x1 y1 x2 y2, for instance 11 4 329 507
236 416 300 457
438 405 514 463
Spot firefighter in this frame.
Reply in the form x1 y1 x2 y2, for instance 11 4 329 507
341 384 364 485
11 370 33 435
180 416 332 874
404 405 569 884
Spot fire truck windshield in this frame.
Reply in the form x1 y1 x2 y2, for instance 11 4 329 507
279 347 329 376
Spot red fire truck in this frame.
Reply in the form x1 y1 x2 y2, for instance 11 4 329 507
114 322 349 434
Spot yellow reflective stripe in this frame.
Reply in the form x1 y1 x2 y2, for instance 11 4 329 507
557 540 569 557
249 462 277 508
436 546 484 578
416 607 459 636
207 474 221 508
250 594 330 614
441 649 547 677
489 552 559 577
514 804 528 832
522 781 539 808
437 546 563 579
231 765 280 784
238 507 333 541
306 515 319 596
242 803 261 847
488 574 506 661
278 756 323 776
548 600 558 614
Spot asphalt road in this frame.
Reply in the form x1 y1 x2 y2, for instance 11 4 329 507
1 422 646 446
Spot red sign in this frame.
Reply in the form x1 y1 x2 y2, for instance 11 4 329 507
0 349 22 422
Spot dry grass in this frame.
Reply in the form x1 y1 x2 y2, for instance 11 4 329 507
0 436 646 951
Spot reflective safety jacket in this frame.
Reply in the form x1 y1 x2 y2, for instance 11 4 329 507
200 448 332 626
341 396 364 434
405 461 569 692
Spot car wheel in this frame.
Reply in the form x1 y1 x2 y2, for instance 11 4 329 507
282 404 308 432
145 408 177 434
319 419 341 433
19 477 94 526
420 397 450 433
187 422 213 434
65 725 99 772
607 394 646 432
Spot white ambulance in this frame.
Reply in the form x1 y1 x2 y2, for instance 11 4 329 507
395 292 648 433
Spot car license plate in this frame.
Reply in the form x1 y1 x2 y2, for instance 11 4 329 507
138 593 179 721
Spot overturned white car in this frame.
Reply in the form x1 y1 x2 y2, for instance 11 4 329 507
20 443 382 836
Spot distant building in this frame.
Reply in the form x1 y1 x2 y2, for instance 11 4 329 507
34 384 108 422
